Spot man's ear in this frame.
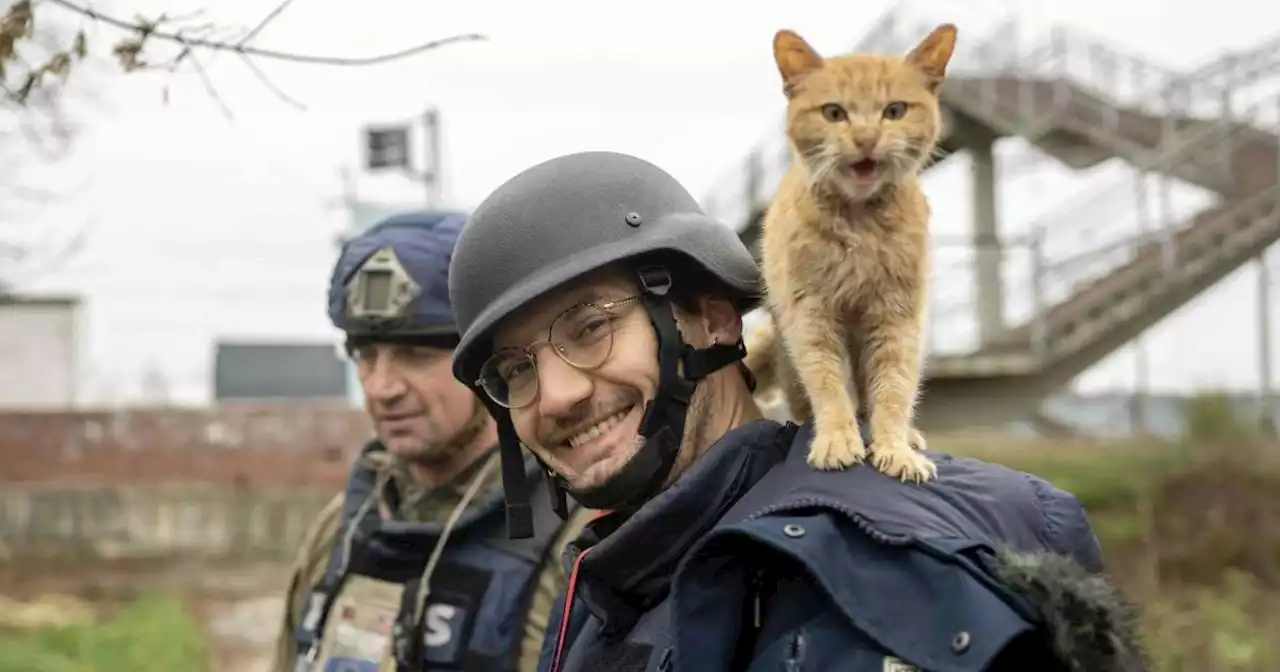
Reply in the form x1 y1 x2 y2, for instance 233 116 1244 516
700 294 743 346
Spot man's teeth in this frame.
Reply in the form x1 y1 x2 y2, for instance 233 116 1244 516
568 410 629 448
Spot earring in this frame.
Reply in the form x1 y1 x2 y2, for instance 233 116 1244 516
711 336 719 346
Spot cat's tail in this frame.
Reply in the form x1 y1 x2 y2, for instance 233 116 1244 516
744 316 780 393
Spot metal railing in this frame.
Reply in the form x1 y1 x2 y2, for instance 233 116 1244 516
927 88 1280 359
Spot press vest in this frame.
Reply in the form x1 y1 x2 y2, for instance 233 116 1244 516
294 453 570 672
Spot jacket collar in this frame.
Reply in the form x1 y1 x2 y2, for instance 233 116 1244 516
569 420 791 633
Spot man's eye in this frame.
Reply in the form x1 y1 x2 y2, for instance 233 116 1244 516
501 360 533 381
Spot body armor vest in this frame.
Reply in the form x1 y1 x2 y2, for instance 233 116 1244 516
294 458 568 672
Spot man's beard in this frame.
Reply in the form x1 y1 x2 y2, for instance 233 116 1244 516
561 380 715 498
672 381 716 480
400 396 488 467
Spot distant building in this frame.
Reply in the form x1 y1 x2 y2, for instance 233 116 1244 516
0 294 80 408
213 341 349 403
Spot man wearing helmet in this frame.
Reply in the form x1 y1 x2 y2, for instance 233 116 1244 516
270 211 594 672
447 152 1150 671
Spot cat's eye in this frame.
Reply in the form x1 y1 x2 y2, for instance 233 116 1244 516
820 103 847 122
882 101 909 120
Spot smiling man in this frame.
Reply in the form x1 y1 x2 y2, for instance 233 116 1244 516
446 151 1151 672
270 211 593 672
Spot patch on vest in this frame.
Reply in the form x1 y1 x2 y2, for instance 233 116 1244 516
315 575 402 671
882 656 920 672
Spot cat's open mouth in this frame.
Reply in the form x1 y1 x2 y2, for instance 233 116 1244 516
844 159 881 183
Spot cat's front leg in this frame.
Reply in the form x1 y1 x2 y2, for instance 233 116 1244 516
777 299 867 469
861 316 937 483
776 346 814 422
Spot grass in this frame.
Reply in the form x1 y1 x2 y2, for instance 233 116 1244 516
937 391 1280 671
0 594 208 672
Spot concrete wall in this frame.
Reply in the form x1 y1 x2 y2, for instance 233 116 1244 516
0 404 374 559
0 405 373 489
0 485 333 560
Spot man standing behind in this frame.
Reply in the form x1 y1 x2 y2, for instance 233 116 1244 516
270 210 592 672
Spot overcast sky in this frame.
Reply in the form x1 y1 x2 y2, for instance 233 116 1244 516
9 0 1280 405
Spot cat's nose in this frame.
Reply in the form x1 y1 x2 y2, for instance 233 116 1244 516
853 132 877 153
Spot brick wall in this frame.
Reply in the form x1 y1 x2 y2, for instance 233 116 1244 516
0 405 374 489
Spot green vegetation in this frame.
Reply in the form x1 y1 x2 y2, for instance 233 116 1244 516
0 594 208 672
945 390 1280 671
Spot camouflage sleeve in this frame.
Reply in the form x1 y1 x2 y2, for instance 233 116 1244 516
516 506 597 672
269 492 346 672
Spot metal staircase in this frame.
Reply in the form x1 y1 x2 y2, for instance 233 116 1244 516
711 7 1280 429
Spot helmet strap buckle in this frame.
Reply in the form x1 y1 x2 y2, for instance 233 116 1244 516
637 266 672 297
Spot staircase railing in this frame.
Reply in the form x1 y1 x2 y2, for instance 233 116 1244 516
1168 34 1280 98
926 92 1280 359
1042 181 1280 362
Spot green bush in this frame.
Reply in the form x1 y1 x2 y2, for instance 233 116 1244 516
0 594 208 672
940 426 1279 671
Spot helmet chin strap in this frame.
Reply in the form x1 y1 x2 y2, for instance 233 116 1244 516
493 266 746 539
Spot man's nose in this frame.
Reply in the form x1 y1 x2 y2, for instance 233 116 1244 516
535 350 593 419
364 355 408 401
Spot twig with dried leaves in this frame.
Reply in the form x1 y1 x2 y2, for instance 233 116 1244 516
2 0 486 111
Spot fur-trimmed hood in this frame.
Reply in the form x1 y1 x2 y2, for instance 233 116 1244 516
997 548 1152 672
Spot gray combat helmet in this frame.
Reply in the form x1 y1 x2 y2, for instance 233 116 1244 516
449 150 762 539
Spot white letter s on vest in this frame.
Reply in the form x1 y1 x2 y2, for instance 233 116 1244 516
423 604 459 648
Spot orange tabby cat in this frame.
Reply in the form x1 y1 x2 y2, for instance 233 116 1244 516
757 24 956 482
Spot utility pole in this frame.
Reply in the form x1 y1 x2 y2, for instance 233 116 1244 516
1259 247 1276 436
1131 170 1151 436
422 108 444 209
324 166 361 247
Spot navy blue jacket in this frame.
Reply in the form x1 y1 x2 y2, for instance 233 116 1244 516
539 420 1149 672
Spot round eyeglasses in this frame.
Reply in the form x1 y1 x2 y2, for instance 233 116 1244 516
476 295 642 409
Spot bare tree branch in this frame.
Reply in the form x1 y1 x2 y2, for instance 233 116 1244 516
45 0 485 68
186 49 231 119
238 51 306 111
238 0 296 47
0 0 482 289
6 0 483 123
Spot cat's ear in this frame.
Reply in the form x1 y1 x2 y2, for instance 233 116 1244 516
905 23 957 93
773 30 824 98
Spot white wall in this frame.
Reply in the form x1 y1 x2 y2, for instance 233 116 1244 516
0 297 79 408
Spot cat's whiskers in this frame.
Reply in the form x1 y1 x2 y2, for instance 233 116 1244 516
902 137 948 169
799 143 842 190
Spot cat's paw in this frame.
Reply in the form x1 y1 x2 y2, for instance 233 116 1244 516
870 437 937 483
807 424 868 470
908 426 928 452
